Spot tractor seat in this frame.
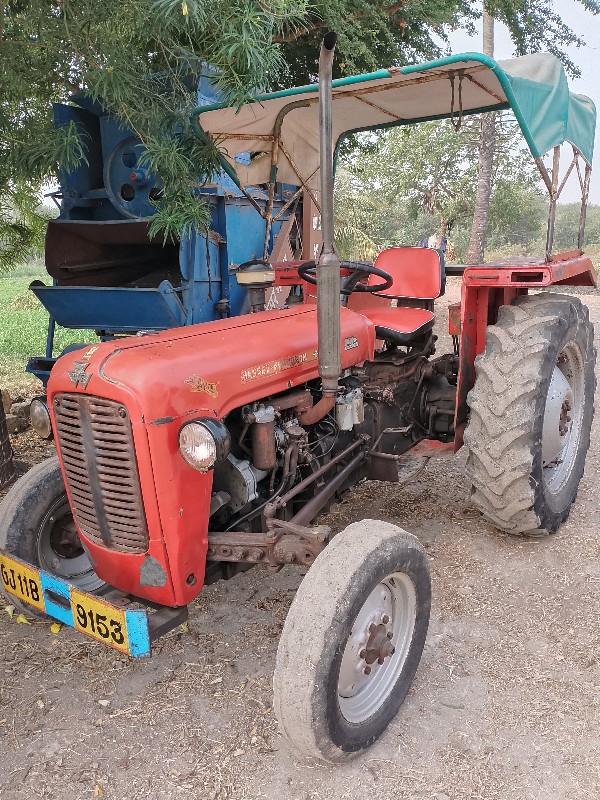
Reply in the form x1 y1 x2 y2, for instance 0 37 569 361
361 306 435 344
357 247 444 344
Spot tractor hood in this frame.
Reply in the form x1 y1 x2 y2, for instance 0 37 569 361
45 306 374 608
48 306 375 424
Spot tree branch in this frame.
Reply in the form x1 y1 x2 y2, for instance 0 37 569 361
274 3 407 44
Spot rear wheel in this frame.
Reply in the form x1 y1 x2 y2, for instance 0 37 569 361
464 292 595 535
0 456 106 616
273 519 430 763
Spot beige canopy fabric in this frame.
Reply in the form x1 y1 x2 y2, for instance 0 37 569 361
193 52 596 195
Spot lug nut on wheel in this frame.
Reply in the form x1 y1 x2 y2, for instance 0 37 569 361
382 614 390 624
364 666 371 676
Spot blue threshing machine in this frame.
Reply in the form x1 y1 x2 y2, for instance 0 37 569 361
28 72 318 386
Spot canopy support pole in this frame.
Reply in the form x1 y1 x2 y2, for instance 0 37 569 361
263 100 310 260
534 157 553 195
545 146 560 261
272 168 320 223
578 161 591 250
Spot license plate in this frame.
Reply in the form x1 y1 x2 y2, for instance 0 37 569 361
0 552 150 657
71 589 131 654
0 554 46 614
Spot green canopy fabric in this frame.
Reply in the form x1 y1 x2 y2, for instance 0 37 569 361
492 52 595 164
192 52 596 191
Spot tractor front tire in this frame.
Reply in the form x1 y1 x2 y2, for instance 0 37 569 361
464 292 595 536
0 456 106 616
273 520 430 763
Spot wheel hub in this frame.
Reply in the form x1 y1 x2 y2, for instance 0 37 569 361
558 398 572 437
542 364 573 466
337 572 417 724
361 621 395 667
38 497 105 592
49 517 84 559
541 341 585 494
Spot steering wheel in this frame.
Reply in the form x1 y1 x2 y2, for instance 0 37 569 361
297 260 393 296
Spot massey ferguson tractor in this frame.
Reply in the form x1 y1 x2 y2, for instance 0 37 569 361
0 35 596 763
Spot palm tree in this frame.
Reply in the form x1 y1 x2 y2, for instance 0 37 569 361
334 168 379 260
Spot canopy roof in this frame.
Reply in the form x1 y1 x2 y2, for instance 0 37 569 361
193 52 596 192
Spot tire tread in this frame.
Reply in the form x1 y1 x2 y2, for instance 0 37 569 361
464 292 595 536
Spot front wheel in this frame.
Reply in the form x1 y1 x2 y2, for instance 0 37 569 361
273 519 430 763
464 292 595 535
0 456 106 616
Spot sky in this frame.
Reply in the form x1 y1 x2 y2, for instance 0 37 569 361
447 0 600 205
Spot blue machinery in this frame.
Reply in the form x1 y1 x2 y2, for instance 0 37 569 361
29 74 314 385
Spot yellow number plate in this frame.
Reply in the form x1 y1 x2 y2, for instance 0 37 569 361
0 554 46 614
70 589 131 654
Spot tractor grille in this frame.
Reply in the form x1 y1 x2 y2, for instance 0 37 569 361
53 394 149 554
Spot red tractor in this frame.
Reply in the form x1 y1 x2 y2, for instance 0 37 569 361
1 35 596 762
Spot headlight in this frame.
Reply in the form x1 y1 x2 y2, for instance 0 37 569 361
178 419 230 472
30 397 53 439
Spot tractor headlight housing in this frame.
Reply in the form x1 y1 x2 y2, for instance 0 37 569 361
178 419 230 472
30 396 53 440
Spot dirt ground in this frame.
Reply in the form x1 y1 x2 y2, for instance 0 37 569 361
1 280 599 800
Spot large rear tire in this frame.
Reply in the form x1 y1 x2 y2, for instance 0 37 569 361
273 519 430 763
464 292 595 535
0 456 106 616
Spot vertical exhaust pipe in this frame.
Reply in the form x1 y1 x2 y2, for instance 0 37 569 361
317 31 341 400
297 32 341 426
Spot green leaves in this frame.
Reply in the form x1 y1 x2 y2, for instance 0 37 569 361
21 120 90 180
147 193 211 243
0 0 310 251
0 186 50 273
139 136 212 243
486 0 600 78
149 0 209 31
0 0 597 265
54 121 90 172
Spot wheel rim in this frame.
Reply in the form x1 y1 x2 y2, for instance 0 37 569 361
104 137 161 219
337 572 416 724
541 340 585 494
37 495 105 592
